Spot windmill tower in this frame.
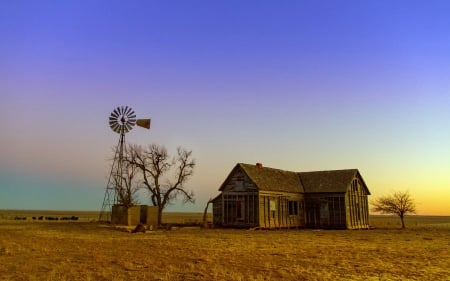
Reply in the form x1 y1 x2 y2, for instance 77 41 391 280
99 106 150 222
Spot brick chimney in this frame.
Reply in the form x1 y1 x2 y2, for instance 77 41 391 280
256 162 263 168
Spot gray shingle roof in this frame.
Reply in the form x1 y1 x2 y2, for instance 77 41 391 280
239 163 305 193
299 169 358 193
221 163 370 194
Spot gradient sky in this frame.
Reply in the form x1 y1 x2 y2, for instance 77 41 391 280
1 1 449 215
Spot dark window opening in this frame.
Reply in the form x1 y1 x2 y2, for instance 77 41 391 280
288 200 298 215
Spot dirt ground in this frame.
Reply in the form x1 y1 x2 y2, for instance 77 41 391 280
0 214 449 281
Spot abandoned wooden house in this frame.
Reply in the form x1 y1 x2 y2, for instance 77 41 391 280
212 163 370 229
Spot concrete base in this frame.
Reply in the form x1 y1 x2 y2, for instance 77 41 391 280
111 205 159 227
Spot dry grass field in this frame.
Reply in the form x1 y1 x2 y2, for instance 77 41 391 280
0 211 449 281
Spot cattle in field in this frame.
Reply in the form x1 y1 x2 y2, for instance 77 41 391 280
60 216 79 221
45 216 59 221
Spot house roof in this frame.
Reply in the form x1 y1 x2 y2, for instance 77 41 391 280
219 163 370 195
299 169 359 193
239 163 305 193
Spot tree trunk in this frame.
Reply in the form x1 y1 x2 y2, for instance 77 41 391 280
157 206 163 226
400 215 405 229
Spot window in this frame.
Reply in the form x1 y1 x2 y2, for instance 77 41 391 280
270 199 277 211
320 202 329 219
288 200 298 215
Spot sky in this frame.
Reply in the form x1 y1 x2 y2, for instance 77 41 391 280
1 0 449 215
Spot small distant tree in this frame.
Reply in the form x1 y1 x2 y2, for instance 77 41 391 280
125 144 195 225
372 190 416 229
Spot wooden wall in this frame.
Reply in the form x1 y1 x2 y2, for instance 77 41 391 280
221 192 258 227
212 195 223 226
213 166 370 229
304 176 370 229
216 167 306 228
304 194 347 229
216 167 259 227
258 192 305 229
346 178 370 229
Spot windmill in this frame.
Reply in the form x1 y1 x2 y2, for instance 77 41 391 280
99 106 150 222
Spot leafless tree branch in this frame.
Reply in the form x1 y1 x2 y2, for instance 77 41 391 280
371 190 416 228
124 144 196 225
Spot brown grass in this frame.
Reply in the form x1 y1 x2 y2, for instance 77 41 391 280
0 212 449 280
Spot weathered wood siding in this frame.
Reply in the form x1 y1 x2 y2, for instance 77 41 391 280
304 175 370 229
346 177 370 229
219 167 259 227
212 195 223 226
213 164 371 229
221 192 258 227
304 193 347 228
259 192 305 228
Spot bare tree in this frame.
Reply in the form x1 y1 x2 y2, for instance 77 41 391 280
126 144 195 225
371 190 416 228
119 154 140 207
110 147 140 207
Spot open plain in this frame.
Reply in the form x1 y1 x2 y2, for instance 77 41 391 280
0 211 449 281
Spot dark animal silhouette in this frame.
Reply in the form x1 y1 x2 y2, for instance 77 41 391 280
131 223 146 233
45 216 58 221
60 216 78 221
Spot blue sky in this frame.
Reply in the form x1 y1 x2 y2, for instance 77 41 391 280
1 0 449 214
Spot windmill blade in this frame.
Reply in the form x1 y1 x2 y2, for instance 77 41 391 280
126 107 133 116
111 111 119 118
124 106 130 115
109 120 117 128
113 108 120 117
136 119 151 129
108 106 148 134
111 123 121 133
127 120 136 128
